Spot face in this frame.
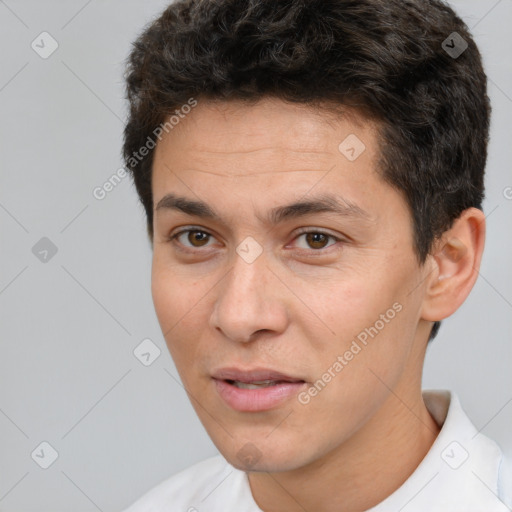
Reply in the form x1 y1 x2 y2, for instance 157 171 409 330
151 98 431 472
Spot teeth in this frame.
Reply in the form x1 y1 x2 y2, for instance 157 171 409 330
231 380 279 389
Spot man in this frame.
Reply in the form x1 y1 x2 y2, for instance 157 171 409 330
121 0 511 510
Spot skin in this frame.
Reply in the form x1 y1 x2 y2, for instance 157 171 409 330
150 97 485 512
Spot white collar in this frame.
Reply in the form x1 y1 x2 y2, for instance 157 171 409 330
366 389 508 511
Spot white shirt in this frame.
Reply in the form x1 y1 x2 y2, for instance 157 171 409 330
123 390 512 511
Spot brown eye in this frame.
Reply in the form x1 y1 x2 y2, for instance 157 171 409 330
305 232 329 249
294 230 340 251
170 229 214 249
184 230 211 247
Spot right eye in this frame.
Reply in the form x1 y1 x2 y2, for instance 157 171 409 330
168 228 217 251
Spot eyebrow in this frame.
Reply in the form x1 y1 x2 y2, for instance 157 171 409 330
154 192 371 225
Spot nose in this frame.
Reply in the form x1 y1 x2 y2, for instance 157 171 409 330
209 247 289 343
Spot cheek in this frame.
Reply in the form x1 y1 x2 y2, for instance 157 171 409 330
298 270 398 345
151 263 196 355
151 260 216 375
151 256 201 324
151 263 176 329
300 266 414 382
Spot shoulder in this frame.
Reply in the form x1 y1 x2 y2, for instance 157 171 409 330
122 455 247 512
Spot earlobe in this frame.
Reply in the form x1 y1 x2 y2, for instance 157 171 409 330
421 208 486 322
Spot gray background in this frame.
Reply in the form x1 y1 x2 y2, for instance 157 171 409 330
0 1 511 510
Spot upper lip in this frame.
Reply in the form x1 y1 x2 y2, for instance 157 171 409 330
212 367 305 383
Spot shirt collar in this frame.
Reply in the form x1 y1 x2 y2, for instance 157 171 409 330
367 389 507 511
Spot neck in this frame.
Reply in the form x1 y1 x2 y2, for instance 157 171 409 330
248 377 440 512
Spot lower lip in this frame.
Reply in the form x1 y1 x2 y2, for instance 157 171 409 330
213 379 306 412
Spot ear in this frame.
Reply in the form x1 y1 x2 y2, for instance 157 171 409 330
421 207 486 322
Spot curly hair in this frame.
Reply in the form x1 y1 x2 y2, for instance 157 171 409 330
122 0 491 340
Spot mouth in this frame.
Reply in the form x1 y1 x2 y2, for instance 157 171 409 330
211 368 307 412
226 379 297 389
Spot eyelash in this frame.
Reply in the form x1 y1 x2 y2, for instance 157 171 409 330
167 227 343 254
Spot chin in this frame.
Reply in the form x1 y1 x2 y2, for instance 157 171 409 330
217 438 312 473
229 456 297 473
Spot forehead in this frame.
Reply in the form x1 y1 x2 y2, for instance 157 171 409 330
152 98 379 177
149 98 410 228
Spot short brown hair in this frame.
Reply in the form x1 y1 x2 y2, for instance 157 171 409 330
123 0 491 340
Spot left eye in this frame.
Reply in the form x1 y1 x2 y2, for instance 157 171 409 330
293 231 340 250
